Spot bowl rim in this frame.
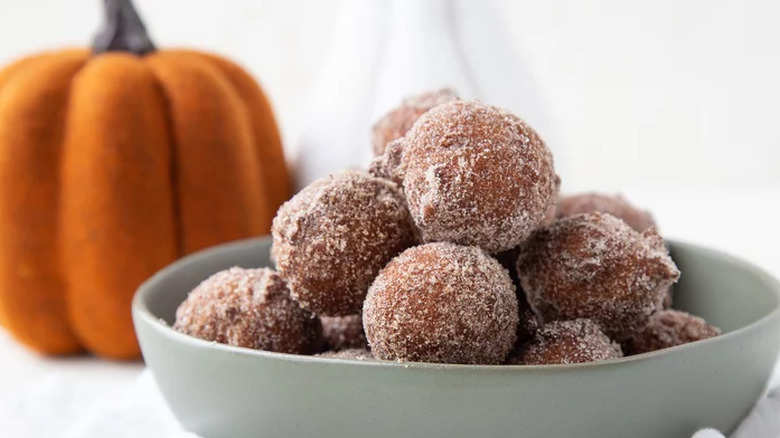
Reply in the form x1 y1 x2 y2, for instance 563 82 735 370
133 236 780 372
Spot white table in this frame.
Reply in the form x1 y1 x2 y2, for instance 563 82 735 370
0 331 144 397
0 184 778 399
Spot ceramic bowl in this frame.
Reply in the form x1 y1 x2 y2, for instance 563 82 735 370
133 237 780 438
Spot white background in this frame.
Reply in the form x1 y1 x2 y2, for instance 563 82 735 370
0 0 778 406
1 0 779 191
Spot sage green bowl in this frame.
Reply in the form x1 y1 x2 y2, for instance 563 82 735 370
133 237 780 438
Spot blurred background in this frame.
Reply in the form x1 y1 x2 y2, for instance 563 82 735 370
1 0 778 191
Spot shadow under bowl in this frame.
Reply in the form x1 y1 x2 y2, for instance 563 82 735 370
133 237 780 438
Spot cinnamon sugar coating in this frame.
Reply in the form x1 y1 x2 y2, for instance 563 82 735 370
321 315 368 352
401 101 560 253
272 170 417 316
174 267 322 354
508 319 622 365
542 204 557 226
556 194 674 306
316 348 375 361
663 287 674 309
623 310 721 355
372 88 459 156
368 138 405 188
363 242 518 364
556 193 655 232
516 213 680 340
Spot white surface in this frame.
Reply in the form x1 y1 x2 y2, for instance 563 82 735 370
0 0 779 190
0 330 143 395
1 369 775 438
0 371 196 438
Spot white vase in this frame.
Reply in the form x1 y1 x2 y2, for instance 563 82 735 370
370 0 480 120
288 0 389 191
291 0 561 191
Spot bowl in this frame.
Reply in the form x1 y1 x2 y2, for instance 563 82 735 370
133 236 780 438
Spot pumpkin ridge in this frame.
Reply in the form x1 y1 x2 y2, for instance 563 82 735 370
0 50 89 89
0 52 88 354
60 53 178 358
169 50 291 215
0 54 47 330
145 52 271 254
146 67 185 258
0 52 57 92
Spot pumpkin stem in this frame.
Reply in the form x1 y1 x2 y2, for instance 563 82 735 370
92 0 156 56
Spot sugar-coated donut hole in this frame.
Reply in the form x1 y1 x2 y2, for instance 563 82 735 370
272 170 417 316
508 319 622 365
321 315 368 352
371 88 459 156
517 213 680 341
555 194 676 307
401 100 559 253
174 267 323 354
363 242 519 365
622 310 721 355
556 193 656 232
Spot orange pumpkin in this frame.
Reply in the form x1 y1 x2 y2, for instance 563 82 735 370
0 0 291 359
